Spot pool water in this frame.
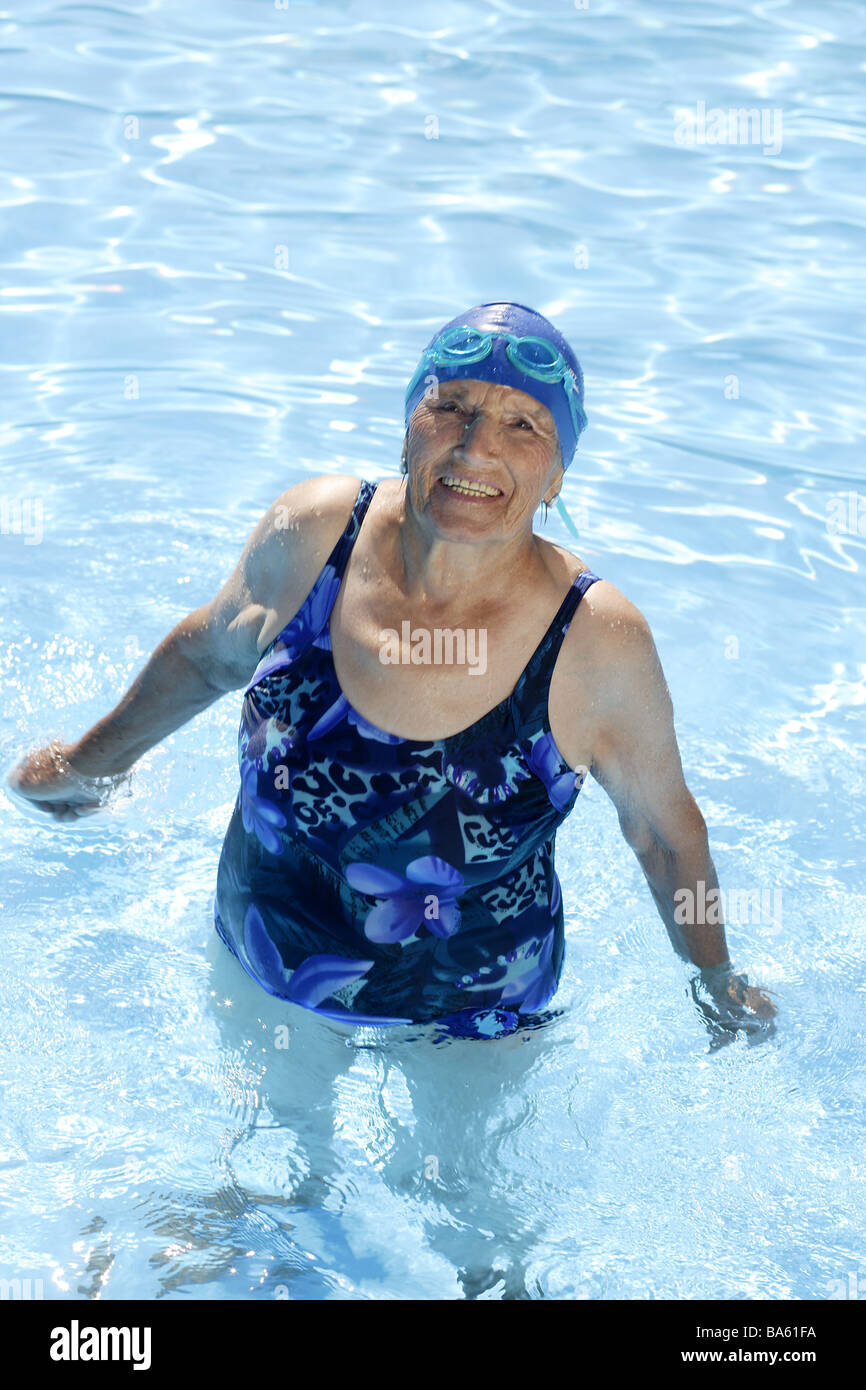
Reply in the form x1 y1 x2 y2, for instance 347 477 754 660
1 0 864 1299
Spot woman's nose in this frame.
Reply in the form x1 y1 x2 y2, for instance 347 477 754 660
458 411 502 462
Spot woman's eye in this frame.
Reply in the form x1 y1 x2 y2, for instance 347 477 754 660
435 401 532 430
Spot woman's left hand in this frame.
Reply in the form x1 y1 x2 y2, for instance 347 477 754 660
691 968 778 1049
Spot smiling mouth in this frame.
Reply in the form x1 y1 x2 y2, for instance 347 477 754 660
439 475 503 498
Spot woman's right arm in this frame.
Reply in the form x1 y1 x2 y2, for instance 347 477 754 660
6 474 364 820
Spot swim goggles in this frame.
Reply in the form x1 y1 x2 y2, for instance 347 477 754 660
404 324 588 445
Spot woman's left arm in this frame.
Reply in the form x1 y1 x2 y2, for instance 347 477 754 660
582 593 777 1025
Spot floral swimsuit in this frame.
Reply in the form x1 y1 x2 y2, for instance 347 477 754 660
213 479 601 1040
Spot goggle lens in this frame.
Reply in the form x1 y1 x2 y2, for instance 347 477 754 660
507 335 562 376
438 326 492 361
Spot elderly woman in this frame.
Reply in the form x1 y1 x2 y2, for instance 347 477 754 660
9 302 775 1041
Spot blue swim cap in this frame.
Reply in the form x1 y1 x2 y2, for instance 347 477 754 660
404 302 586 469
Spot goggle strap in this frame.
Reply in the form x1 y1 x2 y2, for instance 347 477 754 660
555 493 581 538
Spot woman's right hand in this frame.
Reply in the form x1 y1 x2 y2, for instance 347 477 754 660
6 741 114 822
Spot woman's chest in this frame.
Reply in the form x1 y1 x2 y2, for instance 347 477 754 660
327 585 596 772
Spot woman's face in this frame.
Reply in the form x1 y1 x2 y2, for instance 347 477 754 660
402 378 563 540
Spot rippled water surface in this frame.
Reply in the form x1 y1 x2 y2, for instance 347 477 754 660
1 0 864 1299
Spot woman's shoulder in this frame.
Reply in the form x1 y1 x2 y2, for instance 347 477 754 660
243 475 368 642
537 536 650 639
267 473 369 562
271 472 368 526
540 545 656 685
536 534 598 586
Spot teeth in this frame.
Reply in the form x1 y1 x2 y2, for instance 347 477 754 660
440 476 501 497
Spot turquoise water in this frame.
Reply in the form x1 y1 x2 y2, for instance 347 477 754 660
1 0 864 1299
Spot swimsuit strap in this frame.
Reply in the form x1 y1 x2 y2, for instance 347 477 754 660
303 476 380 643
244 479 380 691
325 478 380 584
509 569 602 725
